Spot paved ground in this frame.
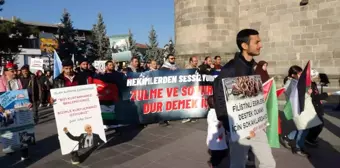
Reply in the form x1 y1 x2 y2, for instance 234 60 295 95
1 103 340 168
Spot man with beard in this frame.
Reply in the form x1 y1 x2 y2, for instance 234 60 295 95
199 56 215 75
185 56 199 70
52 59 93 165
19 65 41 124
126 56 141 73
214 29 275 168
161 54 179 70
75 58 94 84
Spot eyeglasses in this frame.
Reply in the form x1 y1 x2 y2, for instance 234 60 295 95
169 58 176 60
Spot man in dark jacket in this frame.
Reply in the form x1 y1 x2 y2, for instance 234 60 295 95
52 59 92 165
213 29 275 168
20 65 41 124
198 56 215 75
63 124 104 149
74 58 94 84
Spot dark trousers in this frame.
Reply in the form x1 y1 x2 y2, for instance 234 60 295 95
21 148 29 158
306 115 324 141
208 149 228 167
41 90 50 104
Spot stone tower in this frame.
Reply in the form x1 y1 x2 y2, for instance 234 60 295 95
175 0 340 85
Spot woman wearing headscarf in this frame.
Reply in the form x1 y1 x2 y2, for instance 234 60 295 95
255 61 270 83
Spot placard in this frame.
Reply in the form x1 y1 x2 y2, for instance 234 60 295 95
222 75 268 141
51 84 107 155
0 90 35 153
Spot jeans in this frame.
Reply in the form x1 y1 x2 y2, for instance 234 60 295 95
287 129 309 149
229 130 276 168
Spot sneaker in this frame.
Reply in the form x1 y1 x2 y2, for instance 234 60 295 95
190 119 198 123
39 104 43 108
21 157 29 161
182 119 191 123
293 148 310 157
305 139 318 147
159 121 170 127
71 156 80 165
280 135 292 149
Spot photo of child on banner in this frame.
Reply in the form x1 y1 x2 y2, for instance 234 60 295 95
222 75 268 142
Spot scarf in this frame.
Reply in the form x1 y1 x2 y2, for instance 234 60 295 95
162 61 179 70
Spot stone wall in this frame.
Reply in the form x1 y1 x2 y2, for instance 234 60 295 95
239 0 340 76
175 0 239 66
175 0 340 79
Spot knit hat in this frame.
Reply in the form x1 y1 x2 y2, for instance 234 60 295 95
78 57 88 65
62 59 74 67
4 62 15 71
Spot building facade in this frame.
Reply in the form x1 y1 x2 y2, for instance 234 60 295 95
175 0 340 85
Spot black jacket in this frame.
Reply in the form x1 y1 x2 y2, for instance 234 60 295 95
198 64 214 75
66 132 104 149
75 68 94 85
19 74 41 102
213 52 257 130
311 82 328 116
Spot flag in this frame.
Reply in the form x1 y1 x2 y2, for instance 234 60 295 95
263 78 280 148
283 61 311 120
276 88 285 97
53 50 62 79
297 61 311 113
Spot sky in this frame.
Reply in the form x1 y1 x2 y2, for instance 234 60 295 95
0 0 174 47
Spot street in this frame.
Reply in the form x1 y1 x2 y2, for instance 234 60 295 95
1 104 340 168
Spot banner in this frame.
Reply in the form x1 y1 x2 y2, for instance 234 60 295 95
114 70 215 124
30 58 44 74
222 75 268 142
0 90 35 153
51 84 107 155
94 61 107 73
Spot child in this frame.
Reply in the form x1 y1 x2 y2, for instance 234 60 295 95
305 69 331 146
206 96 228 168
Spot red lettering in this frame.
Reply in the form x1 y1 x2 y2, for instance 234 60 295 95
166 88 174 97
143 102 163 114
201 98 208 108
166 101 172 111
181 86 188 96
130 90 136 101
173 87 179 97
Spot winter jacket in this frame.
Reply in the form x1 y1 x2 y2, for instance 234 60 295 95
19 74 41 102
53 73 92 89
198 64 215 75
311 82 328 116
0 76 23 92
160 61 179 70
213 52 257 131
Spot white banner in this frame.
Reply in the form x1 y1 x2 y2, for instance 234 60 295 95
30 58 44 73
222 75 268 142
51 84 107 155
94 61 107 73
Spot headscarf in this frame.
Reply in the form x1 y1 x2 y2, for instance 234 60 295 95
255 61 270 83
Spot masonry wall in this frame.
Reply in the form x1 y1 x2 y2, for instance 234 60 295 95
239 0 340 78
174 0 239 67
175 0 340 84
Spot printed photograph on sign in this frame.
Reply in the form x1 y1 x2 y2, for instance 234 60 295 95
51 84 107 155
222 75 268 142
225 76 263 100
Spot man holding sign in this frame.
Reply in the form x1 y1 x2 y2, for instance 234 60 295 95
214 29 275 168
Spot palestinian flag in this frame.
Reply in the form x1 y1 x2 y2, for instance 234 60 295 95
263 78 280 148
284 61 311 120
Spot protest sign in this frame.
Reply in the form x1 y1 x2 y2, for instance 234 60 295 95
0 90 35 153
94 61 107 73
222 75 268 142
114 69 216 124
30 58 44 74
51 84 107 155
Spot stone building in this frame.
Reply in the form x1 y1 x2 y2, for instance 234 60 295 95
175 0 340 86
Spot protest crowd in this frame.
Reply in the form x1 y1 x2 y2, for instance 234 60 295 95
0 28 338 168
